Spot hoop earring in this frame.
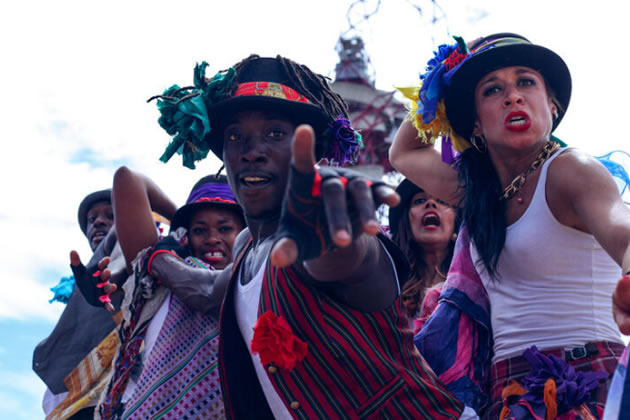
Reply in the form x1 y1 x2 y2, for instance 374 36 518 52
470 135 487 153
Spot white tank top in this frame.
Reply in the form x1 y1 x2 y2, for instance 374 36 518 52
472 149 623 363
234 258 293 419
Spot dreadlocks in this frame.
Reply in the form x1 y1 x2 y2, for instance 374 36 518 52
276 55 349 122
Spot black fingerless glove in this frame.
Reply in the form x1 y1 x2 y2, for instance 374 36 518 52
72 231 116 307
142 234 190 277
275 165 384 263
154 235 189 258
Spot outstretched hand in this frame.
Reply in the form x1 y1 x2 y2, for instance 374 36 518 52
70 250 117 313
613 275 630 335
270 125 399 268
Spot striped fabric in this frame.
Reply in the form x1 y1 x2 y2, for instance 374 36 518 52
604 343 630 419
46 313 122 420
415 226 493 413
219 235 464 419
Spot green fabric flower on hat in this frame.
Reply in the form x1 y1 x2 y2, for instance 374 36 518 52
153 62 235 169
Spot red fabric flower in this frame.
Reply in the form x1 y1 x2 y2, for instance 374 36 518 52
443 50 467 72
250 311 308 371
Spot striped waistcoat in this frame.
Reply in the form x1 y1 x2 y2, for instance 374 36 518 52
219 235 463 419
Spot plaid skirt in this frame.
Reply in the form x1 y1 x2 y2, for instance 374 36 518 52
484 341 625 420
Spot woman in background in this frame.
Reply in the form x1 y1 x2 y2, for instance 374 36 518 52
390 178 459 333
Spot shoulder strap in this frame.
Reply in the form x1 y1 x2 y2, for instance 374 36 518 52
231 235 252 274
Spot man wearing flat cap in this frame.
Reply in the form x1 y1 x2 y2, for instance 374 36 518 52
34 189 121 419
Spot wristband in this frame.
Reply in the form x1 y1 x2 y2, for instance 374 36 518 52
147 249 175 278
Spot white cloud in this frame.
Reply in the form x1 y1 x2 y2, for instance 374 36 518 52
0 371 47 419
0 370 46 400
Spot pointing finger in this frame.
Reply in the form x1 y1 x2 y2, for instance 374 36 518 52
98 257 111 271
321 178 352 247
292 124 316 174
373 186 400 208
70 250 82 267
347 179 380 236
271 237 299 268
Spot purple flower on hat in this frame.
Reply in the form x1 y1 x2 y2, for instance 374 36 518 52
325 117 363 166
519 346 608 413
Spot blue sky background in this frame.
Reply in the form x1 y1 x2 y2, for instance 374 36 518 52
1 0 629 418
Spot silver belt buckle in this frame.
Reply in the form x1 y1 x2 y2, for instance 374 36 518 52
567 346 588 360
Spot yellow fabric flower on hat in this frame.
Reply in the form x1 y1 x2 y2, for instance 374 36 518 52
397 85 470 153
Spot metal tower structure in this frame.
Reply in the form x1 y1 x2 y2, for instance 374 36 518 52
331 35 406 177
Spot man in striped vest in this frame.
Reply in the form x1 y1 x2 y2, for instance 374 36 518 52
148 55 473 419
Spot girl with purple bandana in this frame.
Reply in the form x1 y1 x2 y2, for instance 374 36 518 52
95 171 244 420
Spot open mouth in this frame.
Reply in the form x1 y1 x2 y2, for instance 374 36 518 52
508 116 527 125
202 250 226 263
422 212 441 228
504 111 531 131
240 175 272 188
91 231 106 243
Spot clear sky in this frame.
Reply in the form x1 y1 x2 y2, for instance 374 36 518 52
1 0 628 418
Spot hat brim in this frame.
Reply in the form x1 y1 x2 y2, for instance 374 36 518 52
78 189 112 235
389 179 423 237
169 200 245 232
205 95 330 161
445 42 571 140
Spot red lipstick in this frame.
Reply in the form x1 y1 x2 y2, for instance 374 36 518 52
504 111 531 132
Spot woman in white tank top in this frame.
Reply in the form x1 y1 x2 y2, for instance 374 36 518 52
390 33 630 419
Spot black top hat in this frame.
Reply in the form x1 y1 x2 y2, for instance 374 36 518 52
445 33 572 140
388 179 424 237
205 57 331 161
169 175 244 232
153 56 362 169
78 189 112 236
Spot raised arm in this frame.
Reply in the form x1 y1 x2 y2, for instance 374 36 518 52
148 254 231 316
144 228 252 315
389 120 460 205
112 166 178 266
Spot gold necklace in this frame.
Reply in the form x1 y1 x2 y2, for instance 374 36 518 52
434 266 447 280
500 141 560 203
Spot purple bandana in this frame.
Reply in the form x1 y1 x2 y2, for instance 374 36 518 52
186 182 237 205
